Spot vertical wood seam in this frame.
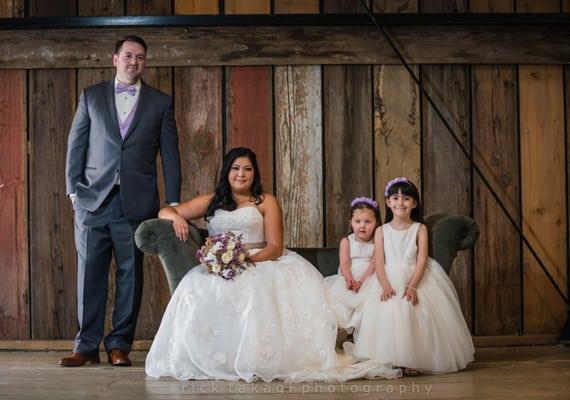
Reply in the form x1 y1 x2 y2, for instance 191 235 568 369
515 64 524 334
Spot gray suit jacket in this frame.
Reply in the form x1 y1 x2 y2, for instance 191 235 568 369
65 80 181 221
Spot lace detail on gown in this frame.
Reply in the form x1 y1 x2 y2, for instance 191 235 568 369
145 207 401 382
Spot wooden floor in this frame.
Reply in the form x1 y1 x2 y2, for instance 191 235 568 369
1 346 569 399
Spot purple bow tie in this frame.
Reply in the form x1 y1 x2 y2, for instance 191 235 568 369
116 83 136 96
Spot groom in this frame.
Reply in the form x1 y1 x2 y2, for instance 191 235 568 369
61 35 181 367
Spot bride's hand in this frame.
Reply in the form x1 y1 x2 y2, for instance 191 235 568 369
171 215 189 242
344 276 356 290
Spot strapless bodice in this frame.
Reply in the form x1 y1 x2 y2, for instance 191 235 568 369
207 206 265 243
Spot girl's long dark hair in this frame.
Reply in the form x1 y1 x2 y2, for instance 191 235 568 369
384 179 423 223
205 147 263 220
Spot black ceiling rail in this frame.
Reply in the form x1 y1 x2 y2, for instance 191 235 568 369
0 13 568 30
358 0 569 339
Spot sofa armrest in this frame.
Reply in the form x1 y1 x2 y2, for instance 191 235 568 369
134 218 203 293
424 213 480 275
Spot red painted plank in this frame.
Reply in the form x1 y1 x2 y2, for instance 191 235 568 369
225 67 273 192
0 70 28 339
225 2 273 192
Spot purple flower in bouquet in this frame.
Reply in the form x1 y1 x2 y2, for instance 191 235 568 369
196 231 251 280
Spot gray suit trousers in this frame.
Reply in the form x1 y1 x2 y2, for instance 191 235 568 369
73 186 144 356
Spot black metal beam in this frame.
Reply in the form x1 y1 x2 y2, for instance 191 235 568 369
0 13 568 30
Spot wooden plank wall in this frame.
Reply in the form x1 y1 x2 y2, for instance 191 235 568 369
28 0 77 339
471 0 521 335
372 0 421 223
0 0 568 341
518 0 567 335
420 0 473 328
275 1 323 247
323 0 374 246
0 0 26 340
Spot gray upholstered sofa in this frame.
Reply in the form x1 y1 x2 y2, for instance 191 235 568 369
135 213 479 294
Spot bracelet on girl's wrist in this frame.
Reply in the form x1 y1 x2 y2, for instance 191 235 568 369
406 285 417 292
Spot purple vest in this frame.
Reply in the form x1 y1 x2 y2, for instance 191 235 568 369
118 100 137 139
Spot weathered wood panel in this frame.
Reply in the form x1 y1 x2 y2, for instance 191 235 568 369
470 0 513 12
29 70 77 339
0 0 23 16
373 0 417 12
516 0 559 12
2 24 569 69
127 0 171 15
174 1 222 233
471 0 521 336
421 65 472 326
275 66 323 247
274 0 319 13
472 65 521 335
0 0 27 341
372 1 420 223
0 70 27 339
517 0 566 335
421 0 472 335
520 65 567 334
225 1 273 193
566 65 570 320
324 0 370 12
274 0 320 247
174 66 223 228
225 0 270 13
28 0 76 16
28 0 77 341
323 64 373 245
175 0 219 14
78 0 122 15
323 1 373 246
420 0 467 12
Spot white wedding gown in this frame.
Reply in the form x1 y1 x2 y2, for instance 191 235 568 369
145 206 400 382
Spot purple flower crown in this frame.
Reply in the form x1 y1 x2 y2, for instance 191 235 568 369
351 196 378 210
384 177 409 197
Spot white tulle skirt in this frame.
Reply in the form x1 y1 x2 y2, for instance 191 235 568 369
145 249 401 382
325 262 378 331
354 258 475 374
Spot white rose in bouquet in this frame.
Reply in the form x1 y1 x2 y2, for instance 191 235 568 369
221 250 233 264
211 263 221 273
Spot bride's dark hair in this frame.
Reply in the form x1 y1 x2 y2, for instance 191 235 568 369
205 147 264 221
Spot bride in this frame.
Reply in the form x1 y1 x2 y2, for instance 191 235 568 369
145 147 399 382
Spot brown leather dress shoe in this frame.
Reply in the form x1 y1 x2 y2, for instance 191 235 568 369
58 352 100 367
107 348 131 366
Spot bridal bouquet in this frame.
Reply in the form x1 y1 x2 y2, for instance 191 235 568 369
196 231 251 280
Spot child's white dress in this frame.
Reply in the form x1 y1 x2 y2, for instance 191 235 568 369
325 234 379 330
354 222 475 374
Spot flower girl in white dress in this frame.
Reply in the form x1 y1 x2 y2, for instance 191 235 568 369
355 178 475 375
145 148 400 382
326 197 381 331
